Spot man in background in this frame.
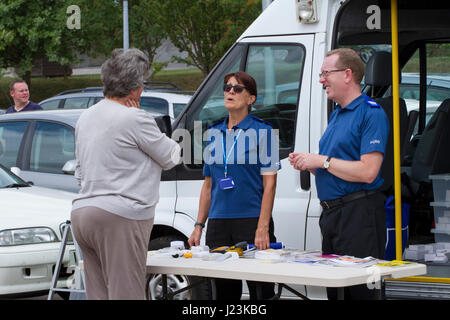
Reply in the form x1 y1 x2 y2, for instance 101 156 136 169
5 80 43 113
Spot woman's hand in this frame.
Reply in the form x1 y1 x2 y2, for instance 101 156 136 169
125 98 140 109
254 227 270 250
188 227 202 248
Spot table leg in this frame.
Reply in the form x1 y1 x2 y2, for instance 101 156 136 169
337 287 345 300
162 274 168 300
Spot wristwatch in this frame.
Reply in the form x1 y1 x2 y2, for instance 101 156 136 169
194 222 205 229
323 156 332 170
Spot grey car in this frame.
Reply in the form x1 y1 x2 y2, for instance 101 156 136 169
0 109 170 193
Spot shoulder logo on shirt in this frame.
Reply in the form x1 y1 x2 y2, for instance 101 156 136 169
370 139 381 144
366 99 381 108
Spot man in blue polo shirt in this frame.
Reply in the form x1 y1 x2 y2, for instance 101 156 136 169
289 48 389 300
5 80 43 113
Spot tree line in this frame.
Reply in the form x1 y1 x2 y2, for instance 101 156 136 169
0 0 262 84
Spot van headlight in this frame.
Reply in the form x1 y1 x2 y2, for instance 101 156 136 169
0 227 58 246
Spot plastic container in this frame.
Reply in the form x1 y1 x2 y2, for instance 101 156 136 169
430 201 450 243
430 174 450 202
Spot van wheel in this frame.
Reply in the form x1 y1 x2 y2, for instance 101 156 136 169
146 235 212 300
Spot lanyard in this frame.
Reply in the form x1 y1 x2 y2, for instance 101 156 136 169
222 129 242 177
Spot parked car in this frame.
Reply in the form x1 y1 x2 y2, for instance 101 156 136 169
0 109 169 193
399 73 450 103
0 108 207 299
0 164 76 297
38 84 192 121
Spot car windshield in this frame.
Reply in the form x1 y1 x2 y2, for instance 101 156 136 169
0 165 28 188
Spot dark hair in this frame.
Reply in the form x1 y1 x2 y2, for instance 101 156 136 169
224 71 257 96
224 71 257 112
9 80 27 92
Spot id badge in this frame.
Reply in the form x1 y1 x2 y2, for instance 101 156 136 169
218 177 235 190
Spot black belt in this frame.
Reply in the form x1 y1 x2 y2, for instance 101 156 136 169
320 190 379 210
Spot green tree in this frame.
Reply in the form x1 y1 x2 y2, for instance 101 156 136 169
75 0 122 58
0 0 123 83
129 0 168 77
155 0 261 76
45 2 91 79
0 0 60 83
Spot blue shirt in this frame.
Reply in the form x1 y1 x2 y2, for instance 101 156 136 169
6 101 43 113
203 114 281 219
315 94 390 201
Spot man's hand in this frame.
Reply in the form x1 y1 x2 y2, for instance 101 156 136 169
289 152 326 171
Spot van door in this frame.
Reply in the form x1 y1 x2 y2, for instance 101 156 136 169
174 34 314 250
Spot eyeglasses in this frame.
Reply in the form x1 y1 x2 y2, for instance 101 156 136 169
223 84 246 94
319 68 347 78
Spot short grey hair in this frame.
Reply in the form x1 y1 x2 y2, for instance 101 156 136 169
101 48 150 98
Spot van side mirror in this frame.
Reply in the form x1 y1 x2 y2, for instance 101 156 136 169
300 170 310 191
62 159 77 175
154 115 172 138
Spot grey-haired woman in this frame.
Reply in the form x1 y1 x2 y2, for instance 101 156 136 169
71 48 180 300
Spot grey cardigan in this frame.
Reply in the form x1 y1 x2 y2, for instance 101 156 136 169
72 99 180 220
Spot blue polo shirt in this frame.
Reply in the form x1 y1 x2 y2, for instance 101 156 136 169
315 94 390 201
5 101 43 113
203 114 281 219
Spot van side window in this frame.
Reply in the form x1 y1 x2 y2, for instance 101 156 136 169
30 122 75 174
185 43 245 165
185 43 304 166
246 45 304 151
399 43 450 133
0 121 28 168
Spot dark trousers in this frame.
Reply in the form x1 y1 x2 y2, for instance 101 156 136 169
206 218 277 300
319 191 386 300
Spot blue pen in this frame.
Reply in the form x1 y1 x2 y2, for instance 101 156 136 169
247 242 284 250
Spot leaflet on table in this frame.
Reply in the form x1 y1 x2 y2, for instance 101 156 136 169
149 244 385 268
327 256 380 268
288 253 381 268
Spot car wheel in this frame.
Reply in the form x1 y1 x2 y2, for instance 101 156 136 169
146 235 212 300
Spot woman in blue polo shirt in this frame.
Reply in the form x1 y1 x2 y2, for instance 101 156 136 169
188 71 280 300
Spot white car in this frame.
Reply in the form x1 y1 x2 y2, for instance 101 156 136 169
0 164 76 297
38 85 192 121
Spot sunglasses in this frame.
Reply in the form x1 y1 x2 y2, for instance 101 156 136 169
223 84 246 94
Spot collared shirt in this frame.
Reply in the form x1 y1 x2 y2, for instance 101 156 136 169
315 93 390 201
203 114 281 219
5 101 43 113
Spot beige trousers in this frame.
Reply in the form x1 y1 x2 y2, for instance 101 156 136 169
71 206 154 300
